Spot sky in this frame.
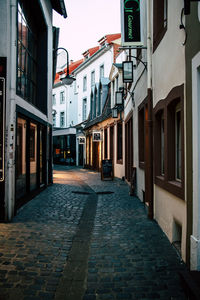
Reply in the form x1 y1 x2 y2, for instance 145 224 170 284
53 0 121 62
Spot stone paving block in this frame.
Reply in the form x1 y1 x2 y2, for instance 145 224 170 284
0 166 188 299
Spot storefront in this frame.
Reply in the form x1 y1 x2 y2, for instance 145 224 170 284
15 107 52 211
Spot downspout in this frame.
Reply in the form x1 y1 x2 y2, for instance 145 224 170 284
146 0 154 219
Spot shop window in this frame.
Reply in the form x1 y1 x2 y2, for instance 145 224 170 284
154 85 184 199
117 122 123 163
104 128 108 159
153 0 168 51
30 123 37 191
16 117 27 200
40 126 46 186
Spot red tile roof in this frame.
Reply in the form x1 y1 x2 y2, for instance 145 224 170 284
82 46 100 58
98 33 121 45
54 58 83 84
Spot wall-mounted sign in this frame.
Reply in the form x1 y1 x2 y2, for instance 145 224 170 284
0 57 6 182
92 131 102 142
79 137 85 144
120 0 143 46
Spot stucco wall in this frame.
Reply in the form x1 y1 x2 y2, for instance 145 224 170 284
152 1 185 105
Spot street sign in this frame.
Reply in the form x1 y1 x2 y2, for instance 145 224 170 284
79 137 85 144
120 0 143 46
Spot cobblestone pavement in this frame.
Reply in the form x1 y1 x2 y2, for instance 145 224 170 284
0 165 187 300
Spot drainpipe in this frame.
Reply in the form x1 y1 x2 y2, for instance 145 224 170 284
146 0 154 219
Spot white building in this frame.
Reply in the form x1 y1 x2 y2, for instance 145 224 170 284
52 59 83 128
73 34 121 125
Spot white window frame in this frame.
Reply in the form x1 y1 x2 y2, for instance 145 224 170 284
100 64 104 79
82 98 87 121
60 111 65 128
83 75 87 91
60 91 65 104
91 70 95 87
52 94 56 105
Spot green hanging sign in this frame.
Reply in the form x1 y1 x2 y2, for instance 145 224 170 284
121 0 143 46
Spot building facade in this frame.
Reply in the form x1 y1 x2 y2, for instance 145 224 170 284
185 1 200 270
0 0 66 221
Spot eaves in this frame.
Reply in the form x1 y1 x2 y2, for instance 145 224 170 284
73 45 111 75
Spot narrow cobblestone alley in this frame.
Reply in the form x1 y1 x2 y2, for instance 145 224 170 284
0 166 187 300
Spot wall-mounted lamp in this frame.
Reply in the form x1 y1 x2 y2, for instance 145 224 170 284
122 55 147 83
54 47 76 85
112 107 118 118
122 61 134 83
115 91 124 106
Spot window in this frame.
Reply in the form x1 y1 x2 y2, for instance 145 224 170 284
52 94 56 105
154 85 184 199
17 2 37 103
60 112 65 127
91 71 95 87
30 122 37 191
98 85 102 116
153 0 168 51
83 98 87 121
100 64 104 78
60 91 65 104
17 0 47 113
53 115 56 127
104 128 108 159
116 76 119 92
161 112 165 176
83 75 87 91
117 122 123 163
175 108 181 180
138 102 147 168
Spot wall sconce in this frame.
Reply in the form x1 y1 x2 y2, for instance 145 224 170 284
115 91 124 106
112 107 118 118
122 55 147 84
122 61 134 83
54 47 76 85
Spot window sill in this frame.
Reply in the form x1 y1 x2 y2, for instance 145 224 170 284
155 175 184 200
